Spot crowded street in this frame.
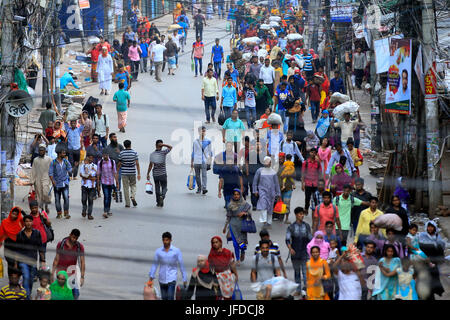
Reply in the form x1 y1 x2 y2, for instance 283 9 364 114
0 0 449 302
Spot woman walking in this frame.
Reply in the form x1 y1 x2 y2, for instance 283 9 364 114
208 236 238 300
50 271 74 300
306 246 331 300
372 244 401 300
185 255 221 300
97 47 114 95
223 189 251 263
318 137 331 185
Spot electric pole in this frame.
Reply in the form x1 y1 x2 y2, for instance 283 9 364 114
53 1 63 112
0 0 16 221
422 0 441 217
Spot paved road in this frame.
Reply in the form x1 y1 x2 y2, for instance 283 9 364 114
0 15 378 300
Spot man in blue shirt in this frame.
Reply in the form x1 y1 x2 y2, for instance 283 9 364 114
211 38 224 80
224 63 240 86
49 149 72 219
303 50 314 81
177 16 188 45
239 20 249 36
149 232 187 300
274 82 291 132
139 38 149 73
329 70 346 94
292 70 307 103
63 113 85 180
177 11 190 45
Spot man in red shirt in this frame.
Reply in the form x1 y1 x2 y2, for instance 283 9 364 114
245 25 257 38
51 229 85 300
312 191 343 240
87 43 101 82
306 77 322 122
301 148 322 215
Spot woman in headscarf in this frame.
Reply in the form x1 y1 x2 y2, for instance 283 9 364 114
223 189 252 263
305 130 319 153
253 156 281 229
372 244 401 300
307 231 331 260
306 246 331 300
50 270 74 300
315 109 331 140
97 46 114 95
0 206 24 268
208 236 238 300
417 220 445 300
185 255 221 300
330 164 351 196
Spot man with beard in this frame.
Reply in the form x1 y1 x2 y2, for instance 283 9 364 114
30 144 52 214
105 133 124 188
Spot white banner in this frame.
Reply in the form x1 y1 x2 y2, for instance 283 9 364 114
414 45 425 94
374 34 403 74
114 0 123 15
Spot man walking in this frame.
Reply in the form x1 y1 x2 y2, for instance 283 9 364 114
147 140 173 207
301 148 322 215
151 38 166 82
30 144 52 214
49 149 72 219
313 191 342 239
79 153 97 220
202 68 219 123
220 76 237 120
15 215 44 299
192 36 205 77
93 104 110 148
329 70 346 94
191 126 213 194
352 47 367 89
105 133 124 188
52 229 86 300
63 113 85 179
259 58 276 96
149 232 187 300
97 150 119 218
117 140 140 208
113 82 131 133
211 38 224 79
38 102 57 132
286 207 312 295
193 9 206 40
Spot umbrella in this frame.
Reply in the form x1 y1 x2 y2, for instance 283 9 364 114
332 101 360 120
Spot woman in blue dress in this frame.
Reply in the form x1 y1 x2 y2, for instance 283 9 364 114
373 244 401 300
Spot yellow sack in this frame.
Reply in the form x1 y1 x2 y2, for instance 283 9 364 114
320 90 327 106
80 149 86 162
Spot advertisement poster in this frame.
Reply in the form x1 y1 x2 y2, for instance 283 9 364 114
385 38 412 115
330 0 354 23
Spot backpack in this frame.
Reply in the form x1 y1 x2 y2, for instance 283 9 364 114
52 158 71 180
57 237 82 266
255 253 277 276
315 203 338 226
335 194 354 207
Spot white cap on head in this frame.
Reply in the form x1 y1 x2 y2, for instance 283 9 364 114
264 156 271 164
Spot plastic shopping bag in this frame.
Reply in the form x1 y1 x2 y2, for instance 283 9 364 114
191 59 194 72
145 180 154 194
186 169 196 190
80 149 86 162
273 199 287 214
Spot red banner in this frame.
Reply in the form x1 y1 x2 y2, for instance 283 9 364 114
424 62 437 99
79 0 90 9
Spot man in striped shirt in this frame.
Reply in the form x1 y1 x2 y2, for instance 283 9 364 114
0 269 27 300
147 140 173 207
117 140 140 208
302 50 314 81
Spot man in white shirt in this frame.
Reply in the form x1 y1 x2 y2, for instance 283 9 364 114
152 38 166 82
93 104 109 148
148 37 157 75
332 111 363 147
191 126 213 194
259 58 276 96
79 153 97 220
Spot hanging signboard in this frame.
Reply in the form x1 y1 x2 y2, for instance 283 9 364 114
385 38 412 115
79 0 90 9
330 0 354 23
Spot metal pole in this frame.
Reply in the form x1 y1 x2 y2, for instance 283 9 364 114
422 0 441 217
0 0 15 221
54 2 62 113
369 13 382 152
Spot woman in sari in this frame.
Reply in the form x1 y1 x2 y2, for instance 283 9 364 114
306 246 331 300
372 244 401 300
223 189 252 263
208 236 238 300
307 231 331 260
185 255 221 300
315 110 331 140
318 137 331 185
0 207 24 268
330 164 351 196
50 270 74 300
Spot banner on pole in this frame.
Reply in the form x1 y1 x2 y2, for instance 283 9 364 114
330 0 354 23
385 38 412 115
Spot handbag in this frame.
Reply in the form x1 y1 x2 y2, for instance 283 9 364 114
232 282 243 300
218 108 226 125
40 214 54 243
241 213 257 233
187 169 196 190
145 180 154 194
273 198 287 214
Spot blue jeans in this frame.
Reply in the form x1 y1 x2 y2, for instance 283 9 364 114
310 100 320 121
72 278 80 300
54 185 69 213
224 193 233 208
194 57 202 76
245 106 256 128
99 136 107 148
118 167 122 190
102 184 114 213
292 259 307 292
213 61 222 78
160 281 176 300
204 96 217 122
218 4 225 18
276 109 287 131
223 106 233 119
19 263 37 299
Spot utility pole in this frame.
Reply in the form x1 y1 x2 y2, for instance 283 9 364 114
310 0 321 52
0 0 16 221
76 2 87 52
53 1 63 112
422 0 441 217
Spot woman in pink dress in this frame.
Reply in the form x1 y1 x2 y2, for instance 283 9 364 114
318 137 331 186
